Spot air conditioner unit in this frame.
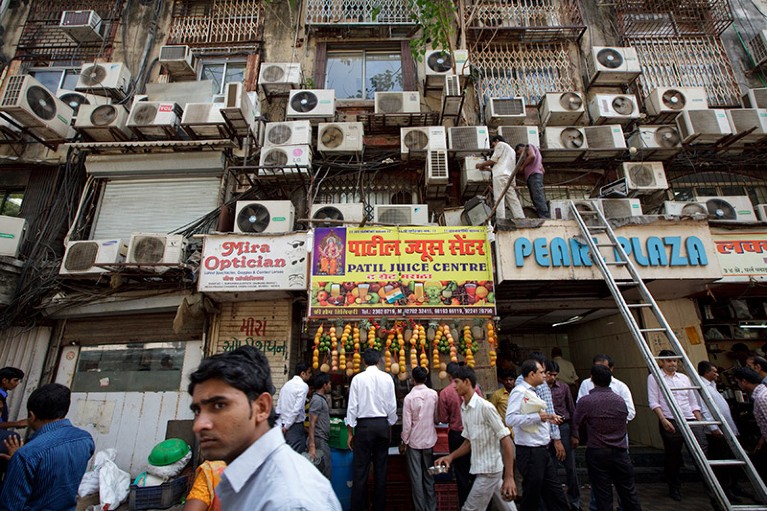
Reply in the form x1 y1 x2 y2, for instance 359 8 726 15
259 145 312 175
744 88 767 109
59 10 103 43
539 92 585 126
56 89 110 117
549 200 603 220
59 239 126 276
401 126 447 158
627 125 682 160
694 196 757 222
127 101 183 139
756 204 767 222
311 203 365 227
444 75 461 97
0 216 26 257
426 150 449 186
620 162 668 193
263 120 312 147
126 234 187 268
258 63 302 94
286 89 335 119
498 126 540 147
442 75 463 116
663 201 708 217
541 127 588 162
423 49 470 86
374 91 421 114
76 62 132 99
448 126 490 153
74 104 131 142
644 87 709 116
748 30 767 67
0 75 73 140
234 201 295 234
726 109 767 145
461 156 491 198
588 94 639 124
159 45 196 78
374 204 429 225
317 122 364 155
485 97 526 126
181 103 228 139
676 109 732 145
220 82 259 139
587 46 642 86
599 198 643 218
584 125 627 158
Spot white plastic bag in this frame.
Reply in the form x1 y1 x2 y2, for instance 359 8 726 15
78 449 117 498
98 458 130 509
146 449 192 479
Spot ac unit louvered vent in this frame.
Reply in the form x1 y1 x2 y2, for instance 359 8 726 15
131 236 166 263
63 242 99 271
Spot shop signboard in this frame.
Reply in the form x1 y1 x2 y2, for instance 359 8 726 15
198 233 308 292
309 225 495 318
710 229 767 281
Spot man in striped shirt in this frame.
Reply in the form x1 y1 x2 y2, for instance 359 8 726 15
435 365 518 511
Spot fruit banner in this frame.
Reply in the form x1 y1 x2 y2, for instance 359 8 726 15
309 225 495 318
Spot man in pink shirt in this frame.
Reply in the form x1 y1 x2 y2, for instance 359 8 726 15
401 367 439 511
515 144 550 218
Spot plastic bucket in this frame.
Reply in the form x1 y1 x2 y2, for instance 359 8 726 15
331 447 354 511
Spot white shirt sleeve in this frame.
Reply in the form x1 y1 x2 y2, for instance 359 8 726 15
617 380 636 422
505 388 540 428
385 374 398 426
345 377 359 428
576 379 590 402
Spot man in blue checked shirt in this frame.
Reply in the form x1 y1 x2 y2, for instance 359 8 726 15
0 383 94 511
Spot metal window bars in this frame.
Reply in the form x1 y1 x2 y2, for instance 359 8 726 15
304 0 417 25
167 0 263 46
614 0 732 38
465 0 586 42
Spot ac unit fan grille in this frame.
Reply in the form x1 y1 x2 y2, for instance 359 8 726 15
264 149 289 166
62 11 94 26
64 242 99 271
131 237 167 264
320 125 345 148
492 99 524 116
404 130 429 150
379 208 411 224
427 51 453 73
628 166 656 187
596 48 624 69
59 93 90 113
160 46 188 61
377 94 403 113
313 207 345 226
237 203 271 233
451 128 481 149
267 125 292 145
559 128 585 149
262 65 286 82
559 93 582 110
131 104 158 125
601 202 632 218
26 86 57 120
91 105 119 126
80 65 108 86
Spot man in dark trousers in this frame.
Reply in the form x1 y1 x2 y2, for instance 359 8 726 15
346 349 397 511
571 364 642 511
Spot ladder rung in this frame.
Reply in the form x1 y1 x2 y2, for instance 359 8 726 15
730 505 767 511
627 303 652 308
605 261 628 266
669 386 701 391
578 210 600 215
587 226 608 231
708 459 746 466
654 355 683 359
616 281 637 287
641 328 667 333
686 420 721 426
595 243 616 247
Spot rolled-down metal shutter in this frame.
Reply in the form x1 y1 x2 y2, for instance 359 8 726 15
92 177 221 239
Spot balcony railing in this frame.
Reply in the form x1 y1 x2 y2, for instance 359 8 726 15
305 0 417 25
614 0 732 36
465 0 585 42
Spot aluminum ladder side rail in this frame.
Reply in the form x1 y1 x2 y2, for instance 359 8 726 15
568 201 767 511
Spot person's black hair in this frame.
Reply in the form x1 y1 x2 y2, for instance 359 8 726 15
363 348 381 366
592 354 614 368
551 347 563 358
546 359 560 373
490 135 506 144
312 372 330 390
528 351 546 364
497 368 513 380
189 346 277 427
294 361 310 377
698 360 714 376
732 342 750 353
0 367 24 382
733 366 762 384
752 356 767 373
515 143 527 152
27 383 70 420
658 349 677 358
446 361 460 377
591 364 612 387
453 365 477 387
519 359 540 379
412 366 428 384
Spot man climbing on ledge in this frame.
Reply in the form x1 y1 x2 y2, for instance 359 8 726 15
515 143 550 218
476 135 525 220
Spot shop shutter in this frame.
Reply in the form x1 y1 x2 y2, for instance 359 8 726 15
62 313 203 345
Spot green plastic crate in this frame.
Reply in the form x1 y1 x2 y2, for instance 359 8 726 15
329 418 350 450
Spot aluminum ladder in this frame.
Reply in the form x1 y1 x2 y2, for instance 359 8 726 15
569 200 767 511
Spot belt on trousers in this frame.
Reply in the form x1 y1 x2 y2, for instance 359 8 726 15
357 417 387 422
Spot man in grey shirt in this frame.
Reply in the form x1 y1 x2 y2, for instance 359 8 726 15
308 372 332 478
189 346 341 510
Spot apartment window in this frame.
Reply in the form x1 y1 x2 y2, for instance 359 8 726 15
200 60 247 95
0 190 23 217
28 68 81 92
326 50 403 99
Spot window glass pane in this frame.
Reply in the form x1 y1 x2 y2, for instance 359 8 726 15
327 53 364 99
225 63 246 86
62 70 81 90
29 71 63 92
720 186 746 196
365 53 402 98
0 192 23 217
201 64 225 95
695 187 718 197
71 342 186 392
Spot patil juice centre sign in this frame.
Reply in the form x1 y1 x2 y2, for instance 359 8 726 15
309 226 495 318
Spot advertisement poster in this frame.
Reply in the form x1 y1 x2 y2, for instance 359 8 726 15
711 231 767 281
309 225 495 318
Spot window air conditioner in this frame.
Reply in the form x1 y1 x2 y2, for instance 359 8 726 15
485 97 526 126
584 125 627 158
620 162 668 194
310 203 365 227
56 89 110 118
461 156 491 198
497 126 540 147
126 234 187 268
744 88 767 109
258 63 302 94
444 75 461 97
286 89 335 119
662 201 708 217
694 196 757 222
59 10 103 43
317 122 364 155
426 150 449 186
401 126 447 158
0 216 26 257
263 120 312 147
541 127 588 162
588 93 639 125
181 103 228 139
74 104 131 142
159 45 196 79
748 30 767 68
374 91 421 114
442 75 463 116
0 75 73 141
234 201 295 234
539 92 585 126
756 204 767 222
374 204 429 225
448 126 490 153
644 87 709 116
126 101 183 139
76 62 132 99
676 109 732 145
598 198 643 219
221 82 259 139
59 239 126 276
549 200 603 221
725 109 767 145
259 145 312 175
586 46 642 86
626 126 682 160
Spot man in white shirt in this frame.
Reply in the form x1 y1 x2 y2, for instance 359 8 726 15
475 135 524 220
275 361 312 453
435 365 517 511
346 349 397 511
647 349 705 502
507 359 570 511
577 354 636 421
